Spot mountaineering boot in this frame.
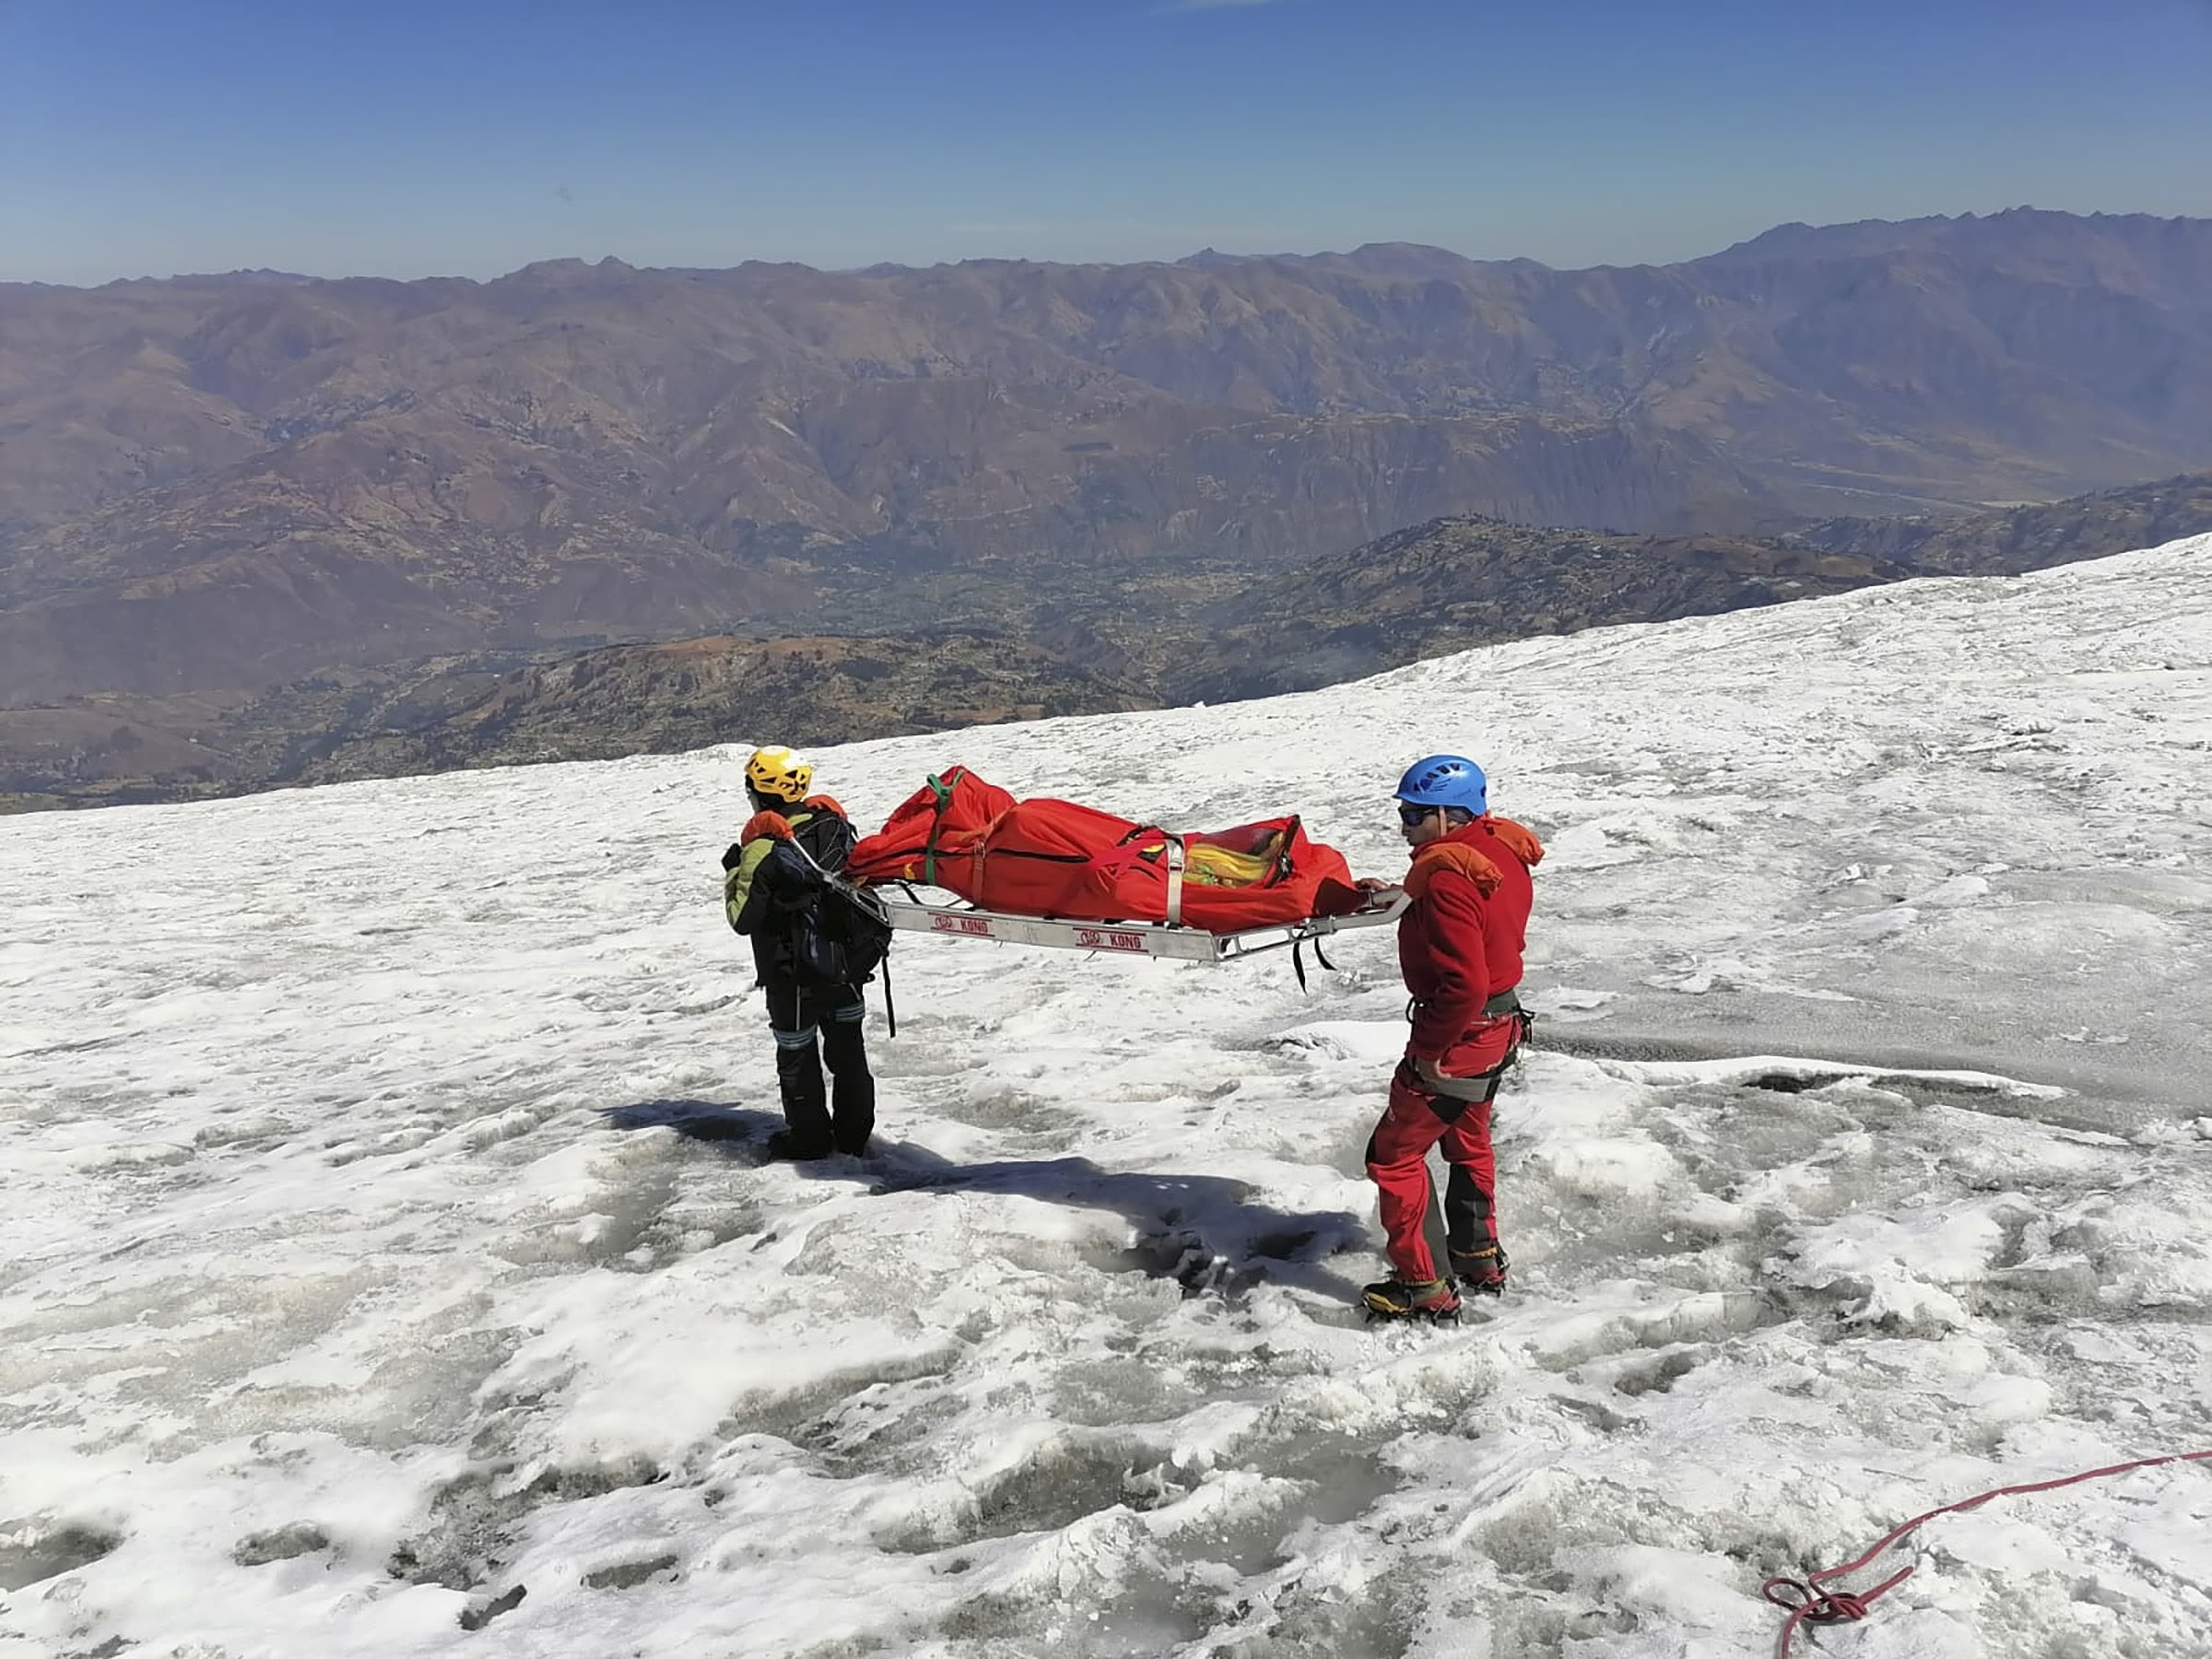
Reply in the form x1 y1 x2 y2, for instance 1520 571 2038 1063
1449 1243 1510 1296
1361 1277 1463 1323
765 1128 836 1161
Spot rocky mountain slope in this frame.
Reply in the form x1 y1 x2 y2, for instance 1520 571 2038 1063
1170 467 2212 701
0 406 1729 705
0 634 1155 810
286 632 1160 786
1785 470 2212 575
13 470 2206 812
1172 524 1907 702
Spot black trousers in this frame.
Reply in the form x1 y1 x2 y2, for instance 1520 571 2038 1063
766 978 875 1155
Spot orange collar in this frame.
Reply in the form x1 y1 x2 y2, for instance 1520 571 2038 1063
1404 816 1543 899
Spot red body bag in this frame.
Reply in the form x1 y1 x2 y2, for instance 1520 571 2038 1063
847 766 1364 931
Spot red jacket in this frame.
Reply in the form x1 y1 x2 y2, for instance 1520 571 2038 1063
1398 816 1544 1065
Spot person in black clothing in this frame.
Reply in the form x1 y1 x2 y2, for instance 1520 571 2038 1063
722 745 877 1159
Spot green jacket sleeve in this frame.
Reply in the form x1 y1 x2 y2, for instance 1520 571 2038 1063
724 838 779 934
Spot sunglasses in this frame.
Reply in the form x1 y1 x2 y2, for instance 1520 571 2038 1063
1396 803 1439 827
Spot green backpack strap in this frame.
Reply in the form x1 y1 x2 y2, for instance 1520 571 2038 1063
922 771 957 888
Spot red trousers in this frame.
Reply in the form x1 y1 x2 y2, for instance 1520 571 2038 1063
1365 1056 1505 1284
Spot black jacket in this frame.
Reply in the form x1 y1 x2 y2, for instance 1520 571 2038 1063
724 804 857 985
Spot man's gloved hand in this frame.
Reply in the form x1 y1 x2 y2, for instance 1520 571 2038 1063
1409 1053 1449 1088
720 841 746 872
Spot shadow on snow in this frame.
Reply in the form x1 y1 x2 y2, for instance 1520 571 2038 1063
599 1097 1371 1303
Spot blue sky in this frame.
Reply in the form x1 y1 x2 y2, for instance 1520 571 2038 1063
4 0 2209 285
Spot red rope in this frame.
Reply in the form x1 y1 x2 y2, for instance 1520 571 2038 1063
1762 1449 2212 1657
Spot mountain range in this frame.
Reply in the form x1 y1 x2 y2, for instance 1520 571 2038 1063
4 209 2209 808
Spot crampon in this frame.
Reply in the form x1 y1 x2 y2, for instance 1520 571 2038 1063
1360 1277 1463 1323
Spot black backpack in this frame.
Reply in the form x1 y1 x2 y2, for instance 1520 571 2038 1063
781 809 893 988
791 876 894 988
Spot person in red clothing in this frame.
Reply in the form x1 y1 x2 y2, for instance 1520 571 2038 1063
1360 753 1545 1322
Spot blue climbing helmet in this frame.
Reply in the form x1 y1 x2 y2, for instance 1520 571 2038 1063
1395 753 1488 815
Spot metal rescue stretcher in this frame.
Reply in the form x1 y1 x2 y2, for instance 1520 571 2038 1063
877 885 1411 969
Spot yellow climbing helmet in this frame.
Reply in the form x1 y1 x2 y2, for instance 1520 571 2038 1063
744 745 814 802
